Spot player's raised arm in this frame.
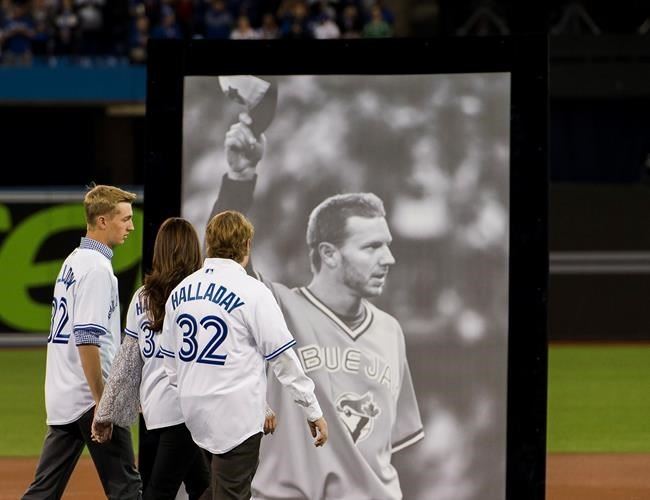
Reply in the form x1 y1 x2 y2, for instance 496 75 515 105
225 114 265 181
210 117 264 219
211 75 276 219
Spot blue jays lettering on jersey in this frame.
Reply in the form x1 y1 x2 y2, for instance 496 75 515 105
252 284 424 500
170 280 245 313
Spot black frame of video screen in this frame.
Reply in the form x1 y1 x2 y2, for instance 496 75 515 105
144 38 548 500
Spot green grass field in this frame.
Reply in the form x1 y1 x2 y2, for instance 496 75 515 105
0 348 137 456
1 349 48 455
547 344 650 453
1 345 649 456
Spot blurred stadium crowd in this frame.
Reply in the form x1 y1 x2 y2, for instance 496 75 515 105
2 0 649 66
0 0 396 65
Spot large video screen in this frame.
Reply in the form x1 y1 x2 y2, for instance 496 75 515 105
145 39 547 500
182 73 509 500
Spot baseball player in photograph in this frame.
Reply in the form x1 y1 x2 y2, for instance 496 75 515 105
159 210 328 500
22 185 142 500
210 115 424 499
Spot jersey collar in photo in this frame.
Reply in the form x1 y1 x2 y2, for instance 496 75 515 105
299 287 374 341
80 237 113 260
203 257 246 273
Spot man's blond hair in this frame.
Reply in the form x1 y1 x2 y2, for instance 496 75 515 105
205 210 254 262
84 184 137 226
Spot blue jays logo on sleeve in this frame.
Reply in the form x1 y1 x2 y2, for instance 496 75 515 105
336 392 381 444
108 298 118 320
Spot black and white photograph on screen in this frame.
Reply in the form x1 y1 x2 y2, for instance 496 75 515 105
181 73 511 500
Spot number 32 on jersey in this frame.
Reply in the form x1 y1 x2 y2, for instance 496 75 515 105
176 313 229 366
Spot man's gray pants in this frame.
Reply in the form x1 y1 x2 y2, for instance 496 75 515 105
22 406 142 499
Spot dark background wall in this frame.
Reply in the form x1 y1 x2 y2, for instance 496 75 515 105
2 2 649 340
547 36 650 340
1 107 145 186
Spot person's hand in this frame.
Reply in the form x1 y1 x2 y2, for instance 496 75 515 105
263 407 277 435
91 420 113 444
308 417 328 447
224 113 265 181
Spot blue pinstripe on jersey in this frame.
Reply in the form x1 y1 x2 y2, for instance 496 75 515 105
159 346 175 358
265 339 297 361
124 328 139 339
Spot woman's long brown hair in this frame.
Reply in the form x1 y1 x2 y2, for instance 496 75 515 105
142 218 202 332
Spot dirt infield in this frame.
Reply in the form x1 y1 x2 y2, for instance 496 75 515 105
546 453 650 500
2 454 650 499
0 457 103 499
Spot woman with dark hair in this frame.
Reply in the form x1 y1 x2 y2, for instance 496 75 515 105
90 217 210 499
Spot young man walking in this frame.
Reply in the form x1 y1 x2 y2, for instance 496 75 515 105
23 184 142 500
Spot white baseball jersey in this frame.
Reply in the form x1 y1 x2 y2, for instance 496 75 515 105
160 258 296 454
252 285 424 500
123 286 184 430
45 237 121 425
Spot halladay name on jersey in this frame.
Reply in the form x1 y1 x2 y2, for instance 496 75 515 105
134 295 148 316
170 281 245 314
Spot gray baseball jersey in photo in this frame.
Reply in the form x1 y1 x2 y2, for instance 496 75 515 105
252 283 423 500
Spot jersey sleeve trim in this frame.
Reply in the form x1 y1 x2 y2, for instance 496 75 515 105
73 323 110 336
392 429 425 453
159 346 175 358
264 339 297 361
123 328 139 340
74 328 102 346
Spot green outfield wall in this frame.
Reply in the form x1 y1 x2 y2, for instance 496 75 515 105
0 192 143 334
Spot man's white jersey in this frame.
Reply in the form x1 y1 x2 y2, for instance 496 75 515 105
160 258 296 454
45 238 121 425
252 285 424 500
123 287 184 430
